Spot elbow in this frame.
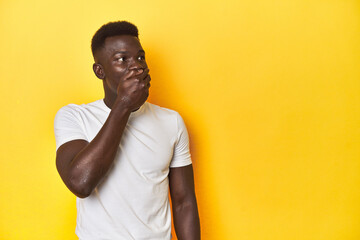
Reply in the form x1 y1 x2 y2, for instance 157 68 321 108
174 198 197 213
56 160 95 198
67 177 94 198
72 189 92 198
172 194 198 213
70 183 93 198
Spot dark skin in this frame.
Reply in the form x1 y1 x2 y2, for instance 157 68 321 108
56 35 200 239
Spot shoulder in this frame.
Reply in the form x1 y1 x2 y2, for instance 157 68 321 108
55 103 82 122
55 99 105 119
144 102 186 132
145 102 182 119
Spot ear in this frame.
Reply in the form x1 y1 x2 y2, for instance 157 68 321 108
93 63 105 79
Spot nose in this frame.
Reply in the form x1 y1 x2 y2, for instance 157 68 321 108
129 58 145 71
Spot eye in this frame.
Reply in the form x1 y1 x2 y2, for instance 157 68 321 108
116 57 125 62
138 56 145 61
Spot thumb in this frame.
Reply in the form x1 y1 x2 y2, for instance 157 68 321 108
124 70 137 80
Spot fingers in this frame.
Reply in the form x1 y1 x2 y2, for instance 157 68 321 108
124 68 150 81
143 68 150 75
144 74 151 88
125 70 151 91
139 68 150 82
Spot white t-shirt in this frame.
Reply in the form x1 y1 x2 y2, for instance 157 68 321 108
54 99 192 240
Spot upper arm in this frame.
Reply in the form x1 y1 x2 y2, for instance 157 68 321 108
169 164 196 205
170 113 192 168
54 105 88 151
169 112 196 203
55 139 89 197
54 105 90 195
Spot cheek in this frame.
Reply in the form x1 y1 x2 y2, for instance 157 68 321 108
113 64 128 72
106 65 128 79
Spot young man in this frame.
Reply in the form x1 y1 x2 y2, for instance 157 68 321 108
54 21 200 239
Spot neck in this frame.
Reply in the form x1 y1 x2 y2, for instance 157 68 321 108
102 81 117 109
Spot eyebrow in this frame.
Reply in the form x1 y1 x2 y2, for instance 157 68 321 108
112 50 145 55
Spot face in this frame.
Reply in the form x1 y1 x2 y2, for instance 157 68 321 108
93 35 148 97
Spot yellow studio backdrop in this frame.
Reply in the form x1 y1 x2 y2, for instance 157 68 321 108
0 0 359 239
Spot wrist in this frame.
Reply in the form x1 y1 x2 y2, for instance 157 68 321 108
112 97 132 115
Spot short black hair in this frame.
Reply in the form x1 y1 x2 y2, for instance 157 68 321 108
91 21 139 57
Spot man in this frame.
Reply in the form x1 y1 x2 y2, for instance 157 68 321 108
54 21 200 239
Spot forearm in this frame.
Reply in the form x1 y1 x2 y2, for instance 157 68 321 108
68 100 131 197
173 198 200 240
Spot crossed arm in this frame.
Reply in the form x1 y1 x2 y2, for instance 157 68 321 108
56 138 201 240
56 98 200 238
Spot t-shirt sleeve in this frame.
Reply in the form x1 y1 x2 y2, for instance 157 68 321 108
170 113 192 168
54 105 88 151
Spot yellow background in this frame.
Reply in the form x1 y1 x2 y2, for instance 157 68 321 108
0 0 359 239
